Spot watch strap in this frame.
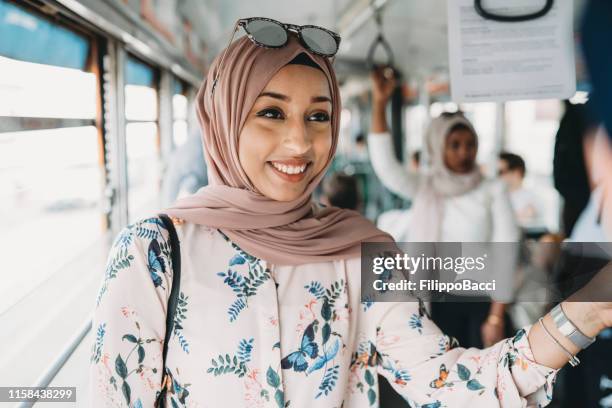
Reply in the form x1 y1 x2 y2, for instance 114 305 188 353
551 303 596 350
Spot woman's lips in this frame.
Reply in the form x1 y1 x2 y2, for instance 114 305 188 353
267 161 311 183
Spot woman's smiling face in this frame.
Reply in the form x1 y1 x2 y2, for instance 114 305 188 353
238 63 333 201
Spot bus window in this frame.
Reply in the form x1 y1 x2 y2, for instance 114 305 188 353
0 0 104 389
0 0 88 70
124 55 161 222
172 77 189 147
0 5 100 317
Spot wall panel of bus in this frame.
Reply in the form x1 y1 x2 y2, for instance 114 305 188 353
0 0 200 395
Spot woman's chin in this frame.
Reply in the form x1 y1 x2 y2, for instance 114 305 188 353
450 165 475 174
258 168 313 201
265 185 307 202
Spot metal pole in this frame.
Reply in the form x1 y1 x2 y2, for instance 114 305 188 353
103 40 129 234
16 319 92 408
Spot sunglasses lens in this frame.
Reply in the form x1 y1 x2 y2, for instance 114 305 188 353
245 19 287 47
301 27 338 56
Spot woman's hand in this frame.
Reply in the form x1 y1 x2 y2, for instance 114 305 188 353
565 261 612 336
595 301 612 329
369 67 397 134
481 315 505 347
562 300 612 340
370 67 396 107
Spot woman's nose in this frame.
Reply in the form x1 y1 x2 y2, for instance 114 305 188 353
460 146 475 159
282 122 312 154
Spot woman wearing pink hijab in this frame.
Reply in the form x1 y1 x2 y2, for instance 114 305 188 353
89 18 611 408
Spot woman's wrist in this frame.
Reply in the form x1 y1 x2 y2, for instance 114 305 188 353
485 313 504 327
561 301 606 339
487 302 506 324
370 103 388 134
529 301 608 369
372 99 387 111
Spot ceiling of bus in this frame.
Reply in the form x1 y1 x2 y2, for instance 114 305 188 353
181 0 588 82
53 0 587 87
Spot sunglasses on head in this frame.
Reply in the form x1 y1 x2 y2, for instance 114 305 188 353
211 17 341 96
440 110 465 118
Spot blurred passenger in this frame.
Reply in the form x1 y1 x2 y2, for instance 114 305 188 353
498 152 541 228
581 0 612 140
161 128 208 207
553 100 593 236
375 207 412 242
571 127 611 242
507 233 560 330
368 68 520 349
321 172 361 211
553 103 612 406
581 0 612 237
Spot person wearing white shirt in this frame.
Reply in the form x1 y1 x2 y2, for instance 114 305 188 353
368 68 520 350
498 151 544 229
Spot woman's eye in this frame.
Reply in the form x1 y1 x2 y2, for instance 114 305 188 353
256 108 284 120
309 112 330 122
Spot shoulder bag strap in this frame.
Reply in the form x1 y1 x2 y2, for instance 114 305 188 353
154 213 182 407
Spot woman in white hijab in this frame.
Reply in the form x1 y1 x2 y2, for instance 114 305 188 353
367 69 520 349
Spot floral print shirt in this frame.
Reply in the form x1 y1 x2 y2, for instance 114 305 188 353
89 216 558 407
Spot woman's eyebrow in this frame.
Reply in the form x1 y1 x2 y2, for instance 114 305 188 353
259 91 289 101
311 96 332 104
258 92 331 104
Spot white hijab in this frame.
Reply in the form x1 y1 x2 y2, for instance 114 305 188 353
410 114 483 241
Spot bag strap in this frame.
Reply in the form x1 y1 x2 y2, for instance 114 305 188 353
155 213 182 407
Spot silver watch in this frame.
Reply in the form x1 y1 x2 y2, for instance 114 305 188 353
551 303 596 350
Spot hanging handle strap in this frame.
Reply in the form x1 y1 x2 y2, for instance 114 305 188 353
367 33 395 69
366 2 395 70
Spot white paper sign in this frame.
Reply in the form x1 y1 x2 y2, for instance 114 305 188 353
447 0 576 102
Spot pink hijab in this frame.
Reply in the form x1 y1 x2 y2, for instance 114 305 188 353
164 34 393 265
410 114 483 241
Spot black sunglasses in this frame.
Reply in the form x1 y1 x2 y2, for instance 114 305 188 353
211 17 341 96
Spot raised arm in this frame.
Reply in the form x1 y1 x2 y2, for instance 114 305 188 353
370 265 611 407
372 297 608 407
368 68 420 200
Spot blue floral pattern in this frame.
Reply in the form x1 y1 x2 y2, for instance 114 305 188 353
89 217 559 407
96 218 171 306
216 232 272 322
